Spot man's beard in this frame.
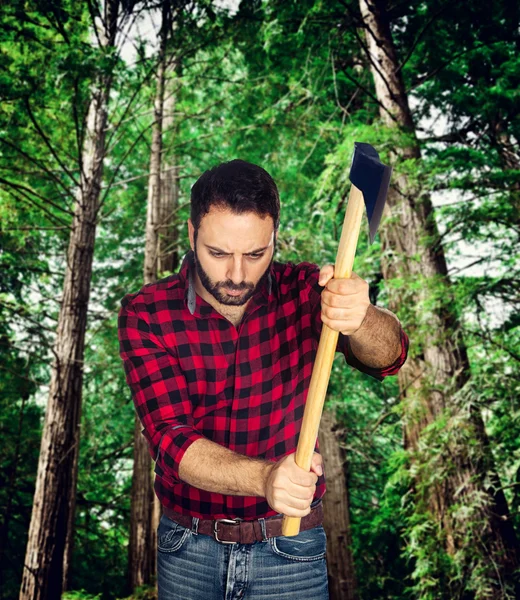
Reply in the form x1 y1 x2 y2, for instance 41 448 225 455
193 237 276 307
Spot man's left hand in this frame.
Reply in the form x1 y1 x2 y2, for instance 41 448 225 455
318 264 371 336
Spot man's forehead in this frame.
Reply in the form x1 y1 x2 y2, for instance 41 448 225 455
199 206 273 227
197 208 275 250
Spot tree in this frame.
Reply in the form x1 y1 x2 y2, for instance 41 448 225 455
354 0 520 596
18 2 134 598
320 409 359 600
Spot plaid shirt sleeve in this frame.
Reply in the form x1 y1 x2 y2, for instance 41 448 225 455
118 297 205 483
304 264 409 381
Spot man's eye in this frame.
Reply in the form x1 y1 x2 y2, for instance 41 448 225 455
248 254 264 260
210 252 226 258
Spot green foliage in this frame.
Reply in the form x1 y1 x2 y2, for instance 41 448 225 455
396 382 520 599
63 591 102 600
2 0 520 599
116 583 157 600
326 365 414 599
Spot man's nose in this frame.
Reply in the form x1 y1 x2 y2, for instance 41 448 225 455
227 256 245 285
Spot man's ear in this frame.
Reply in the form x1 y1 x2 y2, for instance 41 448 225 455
188 219 194 251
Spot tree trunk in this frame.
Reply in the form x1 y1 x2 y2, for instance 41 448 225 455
19 4 120 598
20 93 102 600
157 60 181 276
142 7 168 285
357 0 520 595
320 409 358 600
61 421 80 594
129 419 155 589
130 3 172 591
129 43 164 595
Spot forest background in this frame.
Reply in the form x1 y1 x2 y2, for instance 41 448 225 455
1 1 519 599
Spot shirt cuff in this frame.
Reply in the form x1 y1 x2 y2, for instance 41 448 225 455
153 425 205 483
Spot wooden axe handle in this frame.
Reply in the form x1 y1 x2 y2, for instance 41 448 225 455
281 184 365 537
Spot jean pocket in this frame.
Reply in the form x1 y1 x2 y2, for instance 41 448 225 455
157 514 191 553
268 525 327 562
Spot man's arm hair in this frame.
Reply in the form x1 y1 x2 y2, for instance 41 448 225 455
178 437 274 497
348 304 403 368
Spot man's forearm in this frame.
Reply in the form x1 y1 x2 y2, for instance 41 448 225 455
178 437 273 497
348 304 402 368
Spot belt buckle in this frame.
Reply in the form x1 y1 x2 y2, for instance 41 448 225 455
214 518 241 544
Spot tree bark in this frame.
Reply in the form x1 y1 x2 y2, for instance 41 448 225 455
357 0 520 595
142 41 167 285
320 409 358 600
157 60 181 276
19 4 120 599
130 2 174 591
129 418 155 589
129 30 165 595
61 417 80 594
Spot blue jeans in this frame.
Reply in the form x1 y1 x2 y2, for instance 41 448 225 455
157 501 329 600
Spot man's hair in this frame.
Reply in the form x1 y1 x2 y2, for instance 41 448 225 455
190 159 280 232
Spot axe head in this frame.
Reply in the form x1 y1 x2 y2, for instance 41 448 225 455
349 142 392 244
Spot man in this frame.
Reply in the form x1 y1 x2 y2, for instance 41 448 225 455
118 159 409 599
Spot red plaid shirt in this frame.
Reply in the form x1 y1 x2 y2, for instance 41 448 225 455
118 250 409 520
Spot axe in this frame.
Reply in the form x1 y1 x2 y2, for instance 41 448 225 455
281 142 392 536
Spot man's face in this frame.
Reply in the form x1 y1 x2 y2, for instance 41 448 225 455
188 206 277 307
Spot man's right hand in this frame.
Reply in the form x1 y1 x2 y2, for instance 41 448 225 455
263 452 323 517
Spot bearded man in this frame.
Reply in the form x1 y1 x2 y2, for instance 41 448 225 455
118 159 409 600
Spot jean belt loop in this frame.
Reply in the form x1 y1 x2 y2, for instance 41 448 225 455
259 517 267 541
191 517 199 535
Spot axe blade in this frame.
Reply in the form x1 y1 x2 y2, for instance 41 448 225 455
349 142 392 244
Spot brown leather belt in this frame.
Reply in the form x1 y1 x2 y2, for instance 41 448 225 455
162 500 323 544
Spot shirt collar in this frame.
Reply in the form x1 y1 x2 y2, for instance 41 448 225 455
179 250 278 317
